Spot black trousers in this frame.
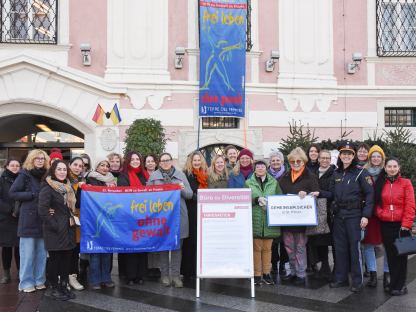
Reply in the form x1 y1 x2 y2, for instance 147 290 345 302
1 247 19 270
381 221 409 291
125 253 147 281
181 235 197 278
271 238 289 270
333 216 363 287
69 244 80 275
48 250 72 287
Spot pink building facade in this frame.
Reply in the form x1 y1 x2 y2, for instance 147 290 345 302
0 0 415 162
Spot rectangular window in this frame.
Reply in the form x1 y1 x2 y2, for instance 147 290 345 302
202 117 240 129
385 107 416 126
1 0 57 44
376 0 416 56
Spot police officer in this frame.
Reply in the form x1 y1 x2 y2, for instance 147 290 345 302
329 141 374 293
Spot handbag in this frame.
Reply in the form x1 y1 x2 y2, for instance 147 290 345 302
394 230 416 256
306 198 330 236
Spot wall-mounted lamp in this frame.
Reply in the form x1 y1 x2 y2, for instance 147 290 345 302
346 52 363 74
80 43 91 66
265 50 280 72
174 47 186 69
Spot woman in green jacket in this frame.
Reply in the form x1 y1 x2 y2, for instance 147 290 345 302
245 160 282 286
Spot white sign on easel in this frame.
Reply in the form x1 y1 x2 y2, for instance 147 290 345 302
196 189 254 298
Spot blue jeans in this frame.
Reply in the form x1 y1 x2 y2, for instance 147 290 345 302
363 244 389 272
19 237 47 290
89 253 112 286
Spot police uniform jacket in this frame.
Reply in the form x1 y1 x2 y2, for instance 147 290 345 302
330 165 374 219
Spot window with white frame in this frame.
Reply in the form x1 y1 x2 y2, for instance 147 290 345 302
376 0 416 56
0 0 57 44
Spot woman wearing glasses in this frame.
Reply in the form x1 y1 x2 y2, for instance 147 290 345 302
85 160 116 290
147 153 193 288
278 147 319 285
9 149 50 293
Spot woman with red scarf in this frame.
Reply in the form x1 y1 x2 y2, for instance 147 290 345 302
117 151 149 285
181 151 208 279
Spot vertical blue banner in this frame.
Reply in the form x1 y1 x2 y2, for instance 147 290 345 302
199 1 247 117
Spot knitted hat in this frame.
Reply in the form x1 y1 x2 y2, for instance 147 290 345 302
368 145 385 160
237 148 253 160
338 141 356 155
49 148 63 163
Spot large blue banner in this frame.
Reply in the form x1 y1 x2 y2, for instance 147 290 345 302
199 0 247 117
80 184 181 253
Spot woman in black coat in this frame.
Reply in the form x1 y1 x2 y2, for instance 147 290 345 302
117 151 149 285
0 158 21 284
9 149 50 293
308 150 335 280
38 160 77 301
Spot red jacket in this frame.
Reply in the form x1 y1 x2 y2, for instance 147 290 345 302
375 176 416 229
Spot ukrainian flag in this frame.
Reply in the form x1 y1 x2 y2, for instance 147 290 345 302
110 103 122 125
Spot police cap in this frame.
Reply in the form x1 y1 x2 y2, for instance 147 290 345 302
338 141 356 155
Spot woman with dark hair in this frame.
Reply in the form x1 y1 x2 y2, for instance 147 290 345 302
306 144 320 173
147 153 193 288
181 151 208 279
85 160 116 290
80 153 92 176
67 157 85 290
145 154 158 177
329 142 374 293
0 158 21 284
117 151 149 285
38 160 77 301
375 158 415 296
356 143 370 169
279 147 320 285
9 149 50 293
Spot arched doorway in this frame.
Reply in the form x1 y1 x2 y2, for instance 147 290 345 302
0 111 89 167
198 143 243 166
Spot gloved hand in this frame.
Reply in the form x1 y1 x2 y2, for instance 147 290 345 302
258 197 267 207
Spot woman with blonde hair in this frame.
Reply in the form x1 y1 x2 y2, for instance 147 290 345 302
9 149 50 293
279 147 319 285
208 155 228 189
181 151 208 279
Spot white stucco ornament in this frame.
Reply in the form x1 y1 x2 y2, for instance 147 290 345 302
100 128 118 151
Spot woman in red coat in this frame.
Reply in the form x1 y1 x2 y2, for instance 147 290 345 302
375 158 415 296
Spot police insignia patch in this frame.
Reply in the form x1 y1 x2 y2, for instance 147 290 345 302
365 176 373 185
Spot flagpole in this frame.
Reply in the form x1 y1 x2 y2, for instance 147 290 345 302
197 117 201 150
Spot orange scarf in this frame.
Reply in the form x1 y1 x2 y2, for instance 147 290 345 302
291 166 305 183
192 168 208 189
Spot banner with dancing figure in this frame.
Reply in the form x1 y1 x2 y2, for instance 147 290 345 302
199 0 247 118
80 184 181 253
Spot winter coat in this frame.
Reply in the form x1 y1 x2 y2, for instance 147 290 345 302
208 175 228 189
362 174 383 245
376 176 416 229
117 172 147 187
86 176 107 187
38 182 76 251
279 168 320 232
0 170 19 247
228 172 252 188
9 170 43 238
147 168 193 239
245 173 282 238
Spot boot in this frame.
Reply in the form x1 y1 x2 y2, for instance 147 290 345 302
383 272 390 292
0 269 11 284
366 271 377 288
69 274 84 290
61 281 76 300
50 285 70 301
316 261 331 280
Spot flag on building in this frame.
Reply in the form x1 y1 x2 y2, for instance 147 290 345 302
110 103 122 125
92 104 105 125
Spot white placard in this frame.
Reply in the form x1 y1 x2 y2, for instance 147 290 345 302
267 195 317 226
197 189 253 278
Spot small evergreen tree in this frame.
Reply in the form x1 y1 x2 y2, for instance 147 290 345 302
123 118 167 156
279 119 319 155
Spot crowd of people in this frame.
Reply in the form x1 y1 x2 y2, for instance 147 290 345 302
0 142 414 301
